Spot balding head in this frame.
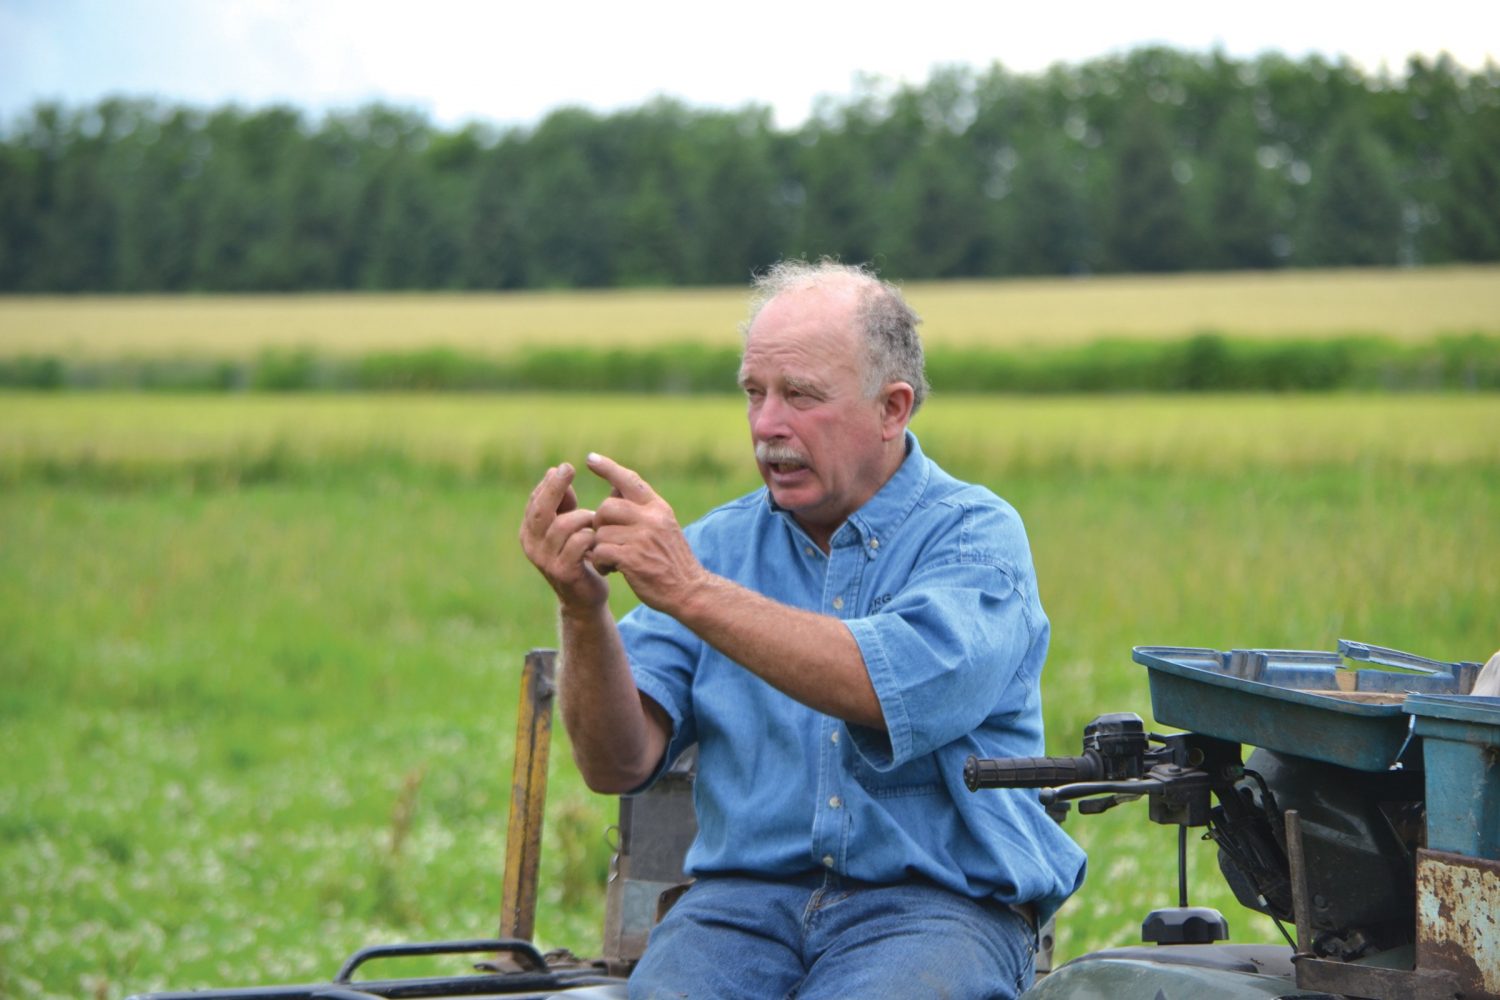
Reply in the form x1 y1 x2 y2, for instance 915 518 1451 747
743 259 929 413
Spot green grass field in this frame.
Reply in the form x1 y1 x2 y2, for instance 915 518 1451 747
3 265 1498 359
3 391 1497 998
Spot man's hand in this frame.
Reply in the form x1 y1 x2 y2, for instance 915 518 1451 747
520 459 671 794
588 452 707 614
519 462 608 610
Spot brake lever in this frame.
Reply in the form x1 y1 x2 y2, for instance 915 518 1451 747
1077 792 1145 815
1040 778 1166 805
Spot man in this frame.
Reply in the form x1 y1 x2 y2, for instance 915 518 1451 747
520 260 1085 999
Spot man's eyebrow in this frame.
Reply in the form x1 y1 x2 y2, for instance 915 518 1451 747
783 374 826 394
736 371 829 395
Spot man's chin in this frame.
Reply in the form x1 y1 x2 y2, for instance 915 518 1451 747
766 481 818 513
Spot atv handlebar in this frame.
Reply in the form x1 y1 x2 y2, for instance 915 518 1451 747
962 752 1106 791
964 712 1157 793
964 712 1228 828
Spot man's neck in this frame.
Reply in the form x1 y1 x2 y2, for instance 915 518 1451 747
797 435 910 554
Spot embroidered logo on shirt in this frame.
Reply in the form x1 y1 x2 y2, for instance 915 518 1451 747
869 593 894 613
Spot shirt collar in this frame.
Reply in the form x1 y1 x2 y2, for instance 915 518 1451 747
765 430 929 551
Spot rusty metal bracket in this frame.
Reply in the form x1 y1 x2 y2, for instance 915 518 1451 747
1293 955 1457 999
499 648 557 948
1417 848 1500 999
1284 809 1315 959
1288 836 1497 998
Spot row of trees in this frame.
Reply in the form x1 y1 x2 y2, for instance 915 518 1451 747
3 47 1498 292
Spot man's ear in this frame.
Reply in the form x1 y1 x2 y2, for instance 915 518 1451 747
879 382 915 441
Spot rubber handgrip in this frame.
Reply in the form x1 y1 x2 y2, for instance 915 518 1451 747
964 753 1103 791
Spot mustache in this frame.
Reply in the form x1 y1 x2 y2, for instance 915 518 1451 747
755 441 809 467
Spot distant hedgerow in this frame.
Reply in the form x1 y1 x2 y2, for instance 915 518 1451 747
0 334 1496 394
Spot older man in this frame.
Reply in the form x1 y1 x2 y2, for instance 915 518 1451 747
520 260 1084 999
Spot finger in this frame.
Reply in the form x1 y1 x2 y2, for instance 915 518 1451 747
552 463 580 514
558 524 599 566
587 545 618 576
540 462 579 507
593 494 645 528
525 465 555 513
547 507 597 545
534 508 595 568
591 521 627 549
525 463 566 518
556 482 579 515
524 464 582 535
586 452 657 504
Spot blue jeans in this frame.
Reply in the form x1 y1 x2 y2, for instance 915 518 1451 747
628 871 1037 1000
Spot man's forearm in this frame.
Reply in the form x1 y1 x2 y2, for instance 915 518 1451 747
556 602 669 794
672 574 885 731
581 451 884 732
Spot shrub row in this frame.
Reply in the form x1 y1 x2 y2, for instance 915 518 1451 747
2 334 1497 394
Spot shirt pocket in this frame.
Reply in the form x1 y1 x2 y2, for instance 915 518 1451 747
850 751 942 798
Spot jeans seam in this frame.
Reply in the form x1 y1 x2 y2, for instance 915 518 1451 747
801 883 824 928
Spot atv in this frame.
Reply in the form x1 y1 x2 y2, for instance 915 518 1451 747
128 641 1500 999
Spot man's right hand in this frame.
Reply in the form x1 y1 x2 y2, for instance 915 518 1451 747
519 463 609 609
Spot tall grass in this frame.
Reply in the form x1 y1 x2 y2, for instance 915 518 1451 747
2 393 1497 997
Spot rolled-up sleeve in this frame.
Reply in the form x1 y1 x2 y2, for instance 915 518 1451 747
843 508 1045 770
618 603 701 789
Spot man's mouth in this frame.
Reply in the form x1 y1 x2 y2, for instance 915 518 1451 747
756 442 809 476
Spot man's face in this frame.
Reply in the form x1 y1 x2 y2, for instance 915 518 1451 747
738 287 894 546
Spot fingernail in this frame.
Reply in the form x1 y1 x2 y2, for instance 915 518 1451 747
559 462 573 476
587 452 602 464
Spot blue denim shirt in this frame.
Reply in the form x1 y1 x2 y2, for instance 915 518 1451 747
619 433 1086 922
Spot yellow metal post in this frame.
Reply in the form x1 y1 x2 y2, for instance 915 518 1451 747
500 648 557 943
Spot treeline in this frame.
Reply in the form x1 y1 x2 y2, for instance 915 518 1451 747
4 335 1495 394
3 47 1498 292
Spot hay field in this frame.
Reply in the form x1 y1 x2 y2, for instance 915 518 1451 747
4 269 1499 996
2 265 1498 359
3 391 1498 998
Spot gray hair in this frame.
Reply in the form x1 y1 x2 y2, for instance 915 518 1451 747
742 258 929 413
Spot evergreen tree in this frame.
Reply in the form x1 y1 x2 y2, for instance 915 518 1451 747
1440 104 1500 261
1001 132 1091 275
1196 100 1280 269
1105 97 1194 271
2 49 1498 290
1297 113 1403 266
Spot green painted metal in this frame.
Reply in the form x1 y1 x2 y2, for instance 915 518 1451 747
1024 956 1294 999
1135 645 1414 771
1405 694 1500 860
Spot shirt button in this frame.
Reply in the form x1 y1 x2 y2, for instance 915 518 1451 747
832 596 844 610
804 546 815 557
830 730 840 745
870 538 880 549
828 796 842 809
822 855 835 868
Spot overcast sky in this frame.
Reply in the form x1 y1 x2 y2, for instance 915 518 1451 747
3 1 1496 131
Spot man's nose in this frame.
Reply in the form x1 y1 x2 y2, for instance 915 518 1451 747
750 394 790 439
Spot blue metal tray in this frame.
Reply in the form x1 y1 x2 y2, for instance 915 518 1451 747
1132 641 1477 772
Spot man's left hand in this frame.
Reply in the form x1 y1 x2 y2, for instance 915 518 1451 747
588 452 707 613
